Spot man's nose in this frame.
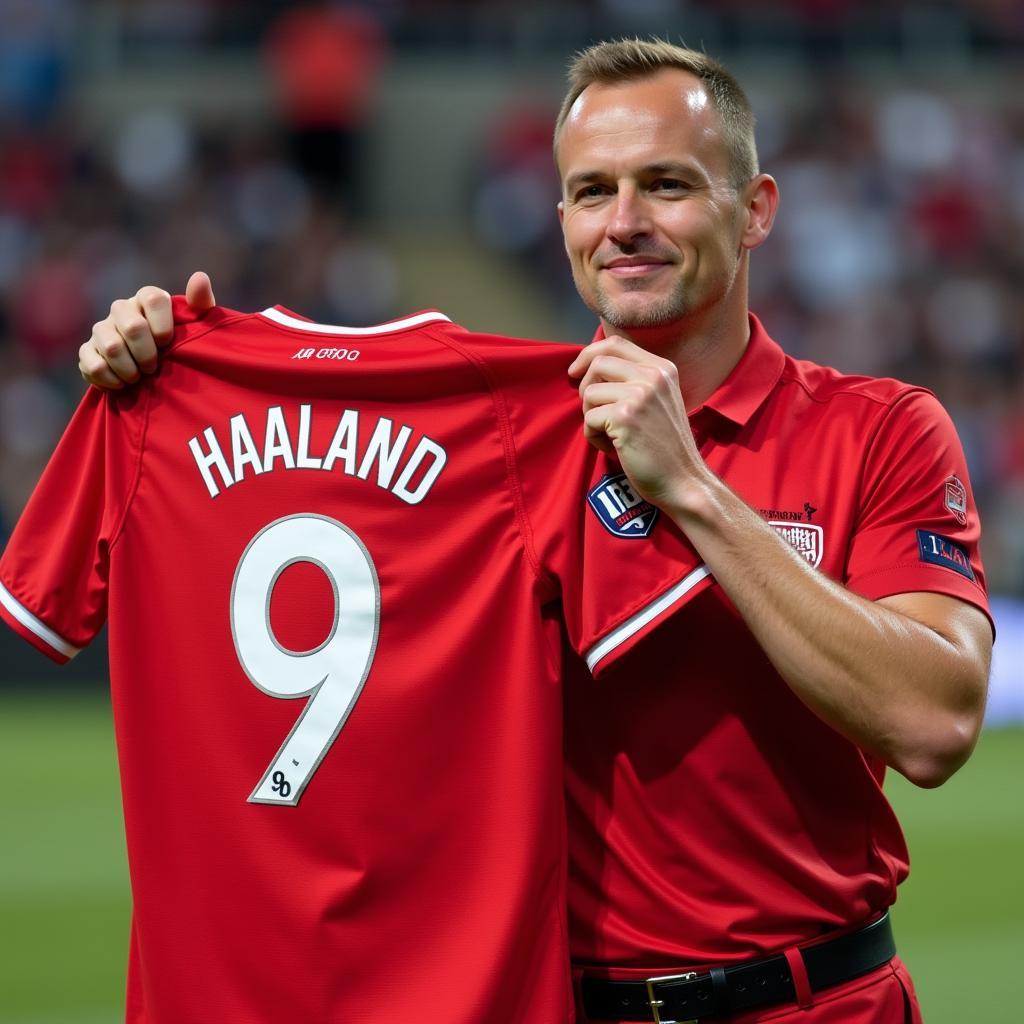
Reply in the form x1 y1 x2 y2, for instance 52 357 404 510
606 185 652 245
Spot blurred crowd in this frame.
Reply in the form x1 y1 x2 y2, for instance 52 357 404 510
1 0 1022 595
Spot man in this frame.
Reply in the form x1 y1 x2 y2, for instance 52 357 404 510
78 39 992 1024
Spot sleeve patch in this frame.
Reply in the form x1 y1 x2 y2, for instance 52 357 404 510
587 473 659 538
916 530 976 581
944 475 968 525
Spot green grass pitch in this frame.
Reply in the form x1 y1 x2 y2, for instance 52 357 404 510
1 692 1021 1022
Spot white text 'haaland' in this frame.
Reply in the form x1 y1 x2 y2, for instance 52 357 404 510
188 404 447 504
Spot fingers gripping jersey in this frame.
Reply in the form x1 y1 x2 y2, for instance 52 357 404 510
0 305 711 1024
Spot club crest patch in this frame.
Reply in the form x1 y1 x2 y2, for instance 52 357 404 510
944 476 968 526
917 530 975 581
587 473 659 538
770 521 824 567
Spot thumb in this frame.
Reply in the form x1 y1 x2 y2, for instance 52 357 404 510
185 271 216 312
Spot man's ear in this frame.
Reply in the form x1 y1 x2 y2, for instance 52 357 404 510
739 174 779 252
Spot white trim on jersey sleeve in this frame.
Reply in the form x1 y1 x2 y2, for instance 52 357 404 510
258 307 452 335
0 581 81 660
584 563 712 674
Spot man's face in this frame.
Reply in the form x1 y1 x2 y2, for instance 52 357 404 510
557 69 747 335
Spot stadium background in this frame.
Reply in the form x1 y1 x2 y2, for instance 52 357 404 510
0 1 1021 1021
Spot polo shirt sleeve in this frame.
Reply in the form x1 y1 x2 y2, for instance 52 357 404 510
503 364 713 677
0 386 147 662
567 453 714 676
844 388 990 622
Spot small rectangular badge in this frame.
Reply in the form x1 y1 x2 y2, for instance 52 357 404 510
917 530 975 582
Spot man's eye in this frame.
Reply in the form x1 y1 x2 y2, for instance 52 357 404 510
577 185 610 201
652 178 687 192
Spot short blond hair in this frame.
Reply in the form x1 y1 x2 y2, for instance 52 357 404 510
554 38 759 189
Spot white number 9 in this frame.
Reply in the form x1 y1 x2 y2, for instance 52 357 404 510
231 514 380 806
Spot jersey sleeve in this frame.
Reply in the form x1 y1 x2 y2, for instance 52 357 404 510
844 388 990 623
0 386 147 662
503 356 713 677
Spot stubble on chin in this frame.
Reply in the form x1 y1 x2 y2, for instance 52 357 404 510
594 282 689 332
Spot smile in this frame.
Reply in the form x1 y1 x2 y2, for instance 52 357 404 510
601 260 671 277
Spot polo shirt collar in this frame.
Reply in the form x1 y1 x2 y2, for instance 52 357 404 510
589 313 786 429
697 314 786 428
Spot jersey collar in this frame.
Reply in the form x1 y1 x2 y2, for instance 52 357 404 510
589 313 786 429
258 306 452 335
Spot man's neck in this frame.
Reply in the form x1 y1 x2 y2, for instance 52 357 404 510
607 299 751 411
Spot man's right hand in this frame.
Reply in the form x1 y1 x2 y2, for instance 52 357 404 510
79 271 216 389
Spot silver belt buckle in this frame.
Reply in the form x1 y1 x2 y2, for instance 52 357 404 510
644 971 698 1024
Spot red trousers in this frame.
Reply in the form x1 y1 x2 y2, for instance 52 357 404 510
575 957 923 1024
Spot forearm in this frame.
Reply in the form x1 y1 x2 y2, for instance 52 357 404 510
666 468 988 786
568 334 989 785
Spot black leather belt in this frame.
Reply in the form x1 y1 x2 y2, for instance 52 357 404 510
580 913 896 1022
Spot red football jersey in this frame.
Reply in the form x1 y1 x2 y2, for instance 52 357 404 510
0 305 712 1024
566 315 991 970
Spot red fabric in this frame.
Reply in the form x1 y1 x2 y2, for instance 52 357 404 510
1 305 711 1024
567 315 989 967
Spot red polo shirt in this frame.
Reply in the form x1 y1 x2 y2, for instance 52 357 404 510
565 314 990 968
